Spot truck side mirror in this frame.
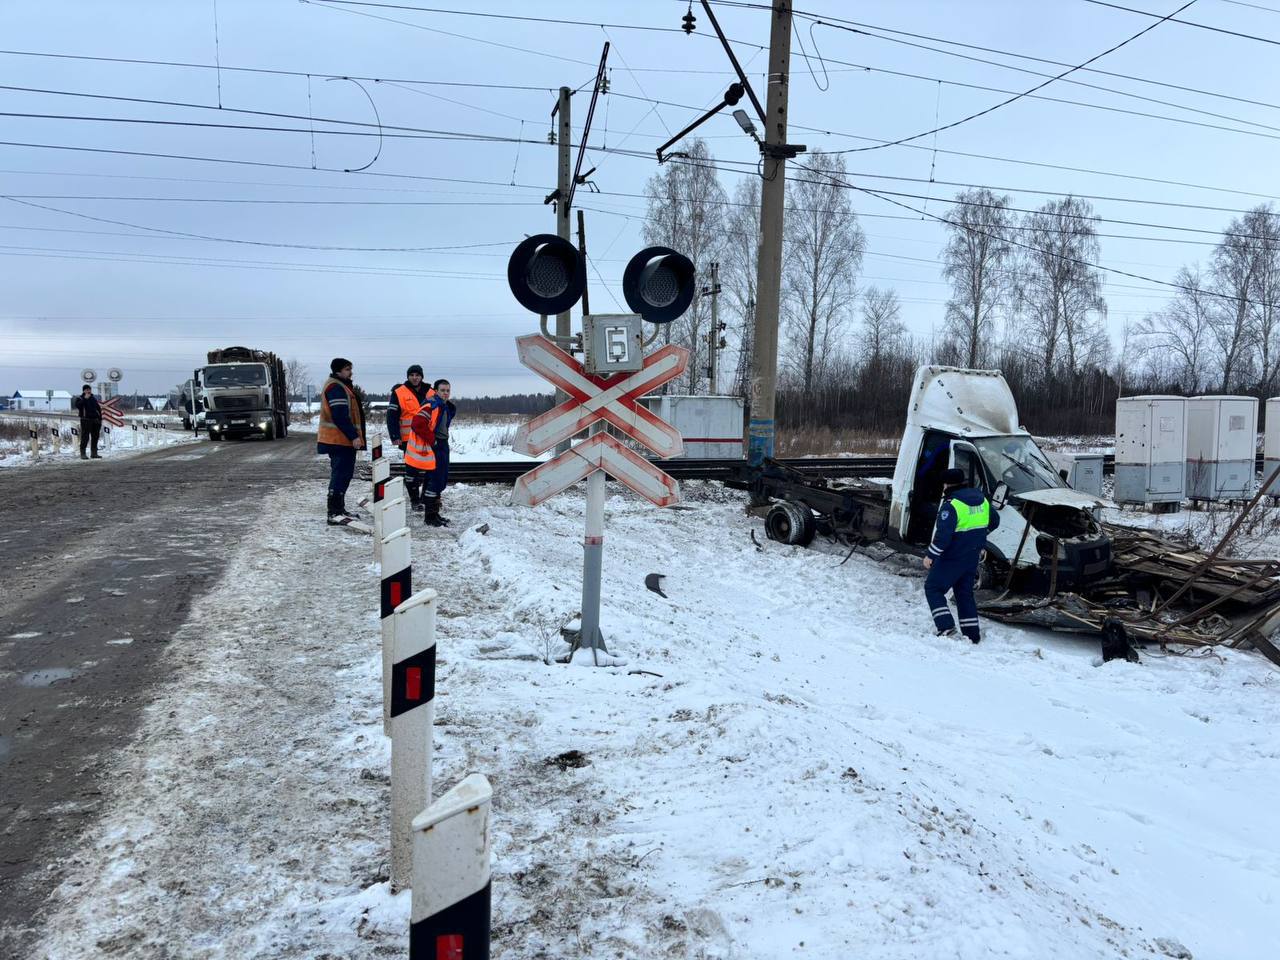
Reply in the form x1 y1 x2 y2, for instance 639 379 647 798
992 482 1009 509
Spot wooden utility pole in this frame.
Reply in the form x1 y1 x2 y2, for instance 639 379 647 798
746 1 793 464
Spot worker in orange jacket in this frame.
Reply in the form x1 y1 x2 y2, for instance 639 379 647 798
405 397 442 525
317 357 366 525
387 364 433 506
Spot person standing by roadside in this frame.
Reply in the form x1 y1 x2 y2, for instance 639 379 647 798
387 364 433 507
422 378 456 526
317 357 365 526
73 385 102 459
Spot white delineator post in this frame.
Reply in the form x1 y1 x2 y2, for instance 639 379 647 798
103 425 111 451
371 435 383 462
380 527 412 735
390 587 438 893
51 425 61 455
410 774 492 960
28 428 39 461
372 456 391 562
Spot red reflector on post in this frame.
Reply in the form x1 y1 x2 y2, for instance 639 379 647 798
436 933 463 960
406 667 422 701
390 581 403 608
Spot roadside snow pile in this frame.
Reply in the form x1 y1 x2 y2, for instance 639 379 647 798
31 480 1280 959
0 419 198 469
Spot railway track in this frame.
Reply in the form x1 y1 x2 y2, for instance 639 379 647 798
373 453 1273 486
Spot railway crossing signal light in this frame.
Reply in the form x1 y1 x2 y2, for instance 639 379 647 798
622 246 696 324
506 233 587 316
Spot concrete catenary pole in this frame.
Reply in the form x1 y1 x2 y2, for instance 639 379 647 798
746 1 793 465
706 261 721 395
554 85 573 457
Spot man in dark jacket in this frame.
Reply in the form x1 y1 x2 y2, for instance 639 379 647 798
387 364 433 506
317 358 366 525
422 378 457 526
72 385 103 459
923 467 1000 644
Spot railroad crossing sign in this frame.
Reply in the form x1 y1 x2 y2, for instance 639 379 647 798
100 396 125 427
510 333 689 507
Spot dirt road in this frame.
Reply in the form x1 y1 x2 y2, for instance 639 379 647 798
0 433 329 955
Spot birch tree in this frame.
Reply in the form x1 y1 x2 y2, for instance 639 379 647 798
642 138 728 393
941 188 1014 368
781 151 865 395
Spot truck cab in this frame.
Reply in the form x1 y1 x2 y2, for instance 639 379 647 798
199 346 288 441
890 367 1111 588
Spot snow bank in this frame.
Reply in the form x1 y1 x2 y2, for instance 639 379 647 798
30 479 1279 959
0 418 199 470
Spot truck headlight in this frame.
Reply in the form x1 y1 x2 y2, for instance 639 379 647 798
1035 535 1067 560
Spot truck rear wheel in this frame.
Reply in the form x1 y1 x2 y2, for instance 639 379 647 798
765 501 815 547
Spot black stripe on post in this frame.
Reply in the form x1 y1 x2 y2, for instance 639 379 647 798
380 567 413 619
410 881 491 960
390 645 436 718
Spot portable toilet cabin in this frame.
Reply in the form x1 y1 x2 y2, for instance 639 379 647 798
1047 451 1105 497
1185 395 1258 501
1114 396 1186 508
1266 398 1280 495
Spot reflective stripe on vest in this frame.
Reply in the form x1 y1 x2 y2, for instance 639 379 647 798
403 405 438 471
394 383 426 435
950 497 990 532
318 377 364 448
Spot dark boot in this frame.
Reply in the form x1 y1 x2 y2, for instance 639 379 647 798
326 492 343 524
436 492 451 526
423 495 447 527
338 493 360 520
405 479 421 509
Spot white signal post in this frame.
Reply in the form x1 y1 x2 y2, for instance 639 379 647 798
28 428 39 461
371 456 392 562
510 333 688 661
410 774 492 959
390 587 438 893
380 527 412 736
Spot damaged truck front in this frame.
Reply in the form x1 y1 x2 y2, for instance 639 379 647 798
736 366 1113 592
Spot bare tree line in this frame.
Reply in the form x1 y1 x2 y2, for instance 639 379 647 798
640 139 1280 437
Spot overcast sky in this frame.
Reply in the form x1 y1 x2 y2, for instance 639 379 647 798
2 0 1278 397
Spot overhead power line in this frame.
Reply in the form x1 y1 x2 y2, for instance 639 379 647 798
813 0 1199 153
793 159 1275 308
792 6 1280 116
1081 0 1280 46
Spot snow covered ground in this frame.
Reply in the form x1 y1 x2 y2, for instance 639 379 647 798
0 416 197 469
28 470 1279 959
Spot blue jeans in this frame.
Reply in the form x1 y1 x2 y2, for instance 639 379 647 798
327 447 356 495
425 441 450 495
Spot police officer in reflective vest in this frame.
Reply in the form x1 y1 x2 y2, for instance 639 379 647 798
923 467 1000 643
317 357 366 525
387 364 433 506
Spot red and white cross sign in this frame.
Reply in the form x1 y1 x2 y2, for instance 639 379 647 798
510 334 688 507
512 334 688 459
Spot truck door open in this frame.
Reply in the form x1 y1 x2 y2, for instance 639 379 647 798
949 440 987 493
904 430 953 545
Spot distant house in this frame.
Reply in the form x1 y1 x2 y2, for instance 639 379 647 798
11 389 73 412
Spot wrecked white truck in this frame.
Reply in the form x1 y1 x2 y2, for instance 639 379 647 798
732 366 1111 591
729 365 1280 664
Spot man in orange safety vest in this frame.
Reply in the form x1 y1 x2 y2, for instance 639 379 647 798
387 364 433 506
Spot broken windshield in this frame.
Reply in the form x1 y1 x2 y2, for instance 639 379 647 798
203 364 267 387
973 435 1067 496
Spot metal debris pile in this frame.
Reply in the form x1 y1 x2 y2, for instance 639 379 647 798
981 511 1280 668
